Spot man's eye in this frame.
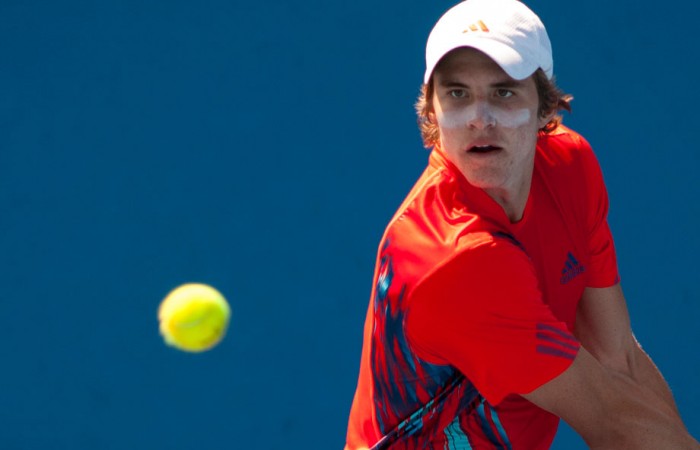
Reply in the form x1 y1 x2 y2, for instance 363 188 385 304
449 89 467 99
496 89 513 98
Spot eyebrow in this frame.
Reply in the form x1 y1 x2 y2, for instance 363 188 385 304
436 78 526 89
492 79 524 89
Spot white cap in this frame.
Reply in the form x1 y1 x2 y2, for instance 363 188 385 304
424 0 553 83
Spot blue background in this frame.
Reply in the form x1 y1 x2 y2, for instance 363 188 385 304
1 0 698 448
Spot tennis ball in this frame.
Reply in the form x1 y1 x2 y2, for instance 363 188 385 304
158 283 231 353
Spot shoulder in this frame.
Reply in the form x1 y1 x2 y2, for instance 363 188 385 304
536 125 599 169
535 125 608 198
386 163 482 251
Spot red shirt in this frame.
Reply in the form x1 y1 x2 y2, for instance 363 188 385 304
345 126 619 449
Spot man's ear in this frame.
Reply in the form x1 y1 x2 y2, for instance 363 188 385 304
427 110 437 124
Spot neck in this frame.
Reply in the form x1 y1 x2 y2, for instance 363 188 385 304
483 172 533 223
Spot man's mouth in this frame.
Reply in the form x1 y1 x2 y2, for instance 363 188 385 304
468 145 501 153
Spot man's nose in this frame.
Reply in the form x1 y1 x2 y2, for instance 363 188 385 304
467 101 496 129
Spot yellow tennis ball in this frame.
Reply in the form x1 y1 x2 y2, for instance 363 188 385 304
158 283 231 353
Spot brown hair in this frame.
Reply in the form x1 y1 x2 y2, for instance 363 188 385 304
415 68 573 148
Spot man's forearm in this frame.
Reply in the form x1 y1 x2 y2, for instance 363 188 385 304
524 348 699 449
588 368 698 450
632 342 683 421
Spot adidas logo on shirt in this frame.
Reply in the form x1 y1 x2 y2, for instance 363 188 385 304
560 252 585 284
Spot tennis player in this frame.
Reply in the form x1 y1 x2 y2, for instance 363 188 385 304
344 0 700 448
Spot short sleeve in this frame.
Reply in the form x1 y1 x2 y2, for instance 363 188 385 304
405 239 580 406
578 136 620 287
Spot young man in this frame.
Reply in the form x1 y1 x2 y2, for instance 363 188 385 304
344 0 700 448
